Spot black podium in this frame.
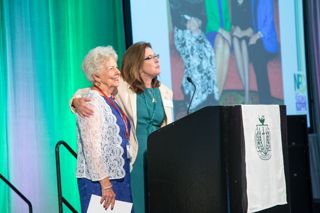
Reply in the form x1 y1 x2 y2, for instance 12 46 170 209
147 106 291 213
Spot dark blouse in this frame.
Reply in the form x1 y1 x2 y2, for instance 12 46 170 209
231 0 252 30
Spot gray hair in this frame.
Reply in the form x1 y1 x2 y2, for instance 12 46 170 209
82 46 118 82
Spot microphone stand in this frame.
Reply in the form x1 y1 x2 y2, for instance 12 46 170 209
186 77 196 115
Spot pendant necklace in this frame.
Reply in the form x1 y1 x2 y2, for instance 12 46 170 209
143 88 156 123
148 89 156 103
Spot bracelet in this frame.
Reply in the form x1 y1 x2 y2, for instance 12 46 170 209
103 184 113 190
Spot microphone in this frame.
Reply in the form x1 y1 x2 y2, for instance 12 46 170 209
186 76 196 115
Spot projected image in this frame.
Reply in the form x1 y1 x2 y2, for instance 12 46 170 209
168 0 282 118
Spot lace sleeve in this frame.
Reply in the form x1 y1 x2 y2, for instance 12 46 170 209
77 98 109 181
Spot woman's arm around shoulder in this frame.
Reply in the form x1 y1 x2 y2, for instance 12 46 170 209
69 87 92 116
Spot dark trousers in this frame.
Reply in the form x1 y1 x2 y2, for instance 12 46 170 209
249 40 276 104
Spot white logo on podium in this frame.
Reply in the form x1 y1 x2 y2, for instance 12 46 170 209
255 115 271 160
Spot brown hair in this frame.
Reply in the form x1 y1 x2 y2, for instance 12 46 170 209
121 41 160 93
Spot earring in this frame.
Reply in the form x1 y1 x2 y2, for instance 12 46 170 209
95 81 101 87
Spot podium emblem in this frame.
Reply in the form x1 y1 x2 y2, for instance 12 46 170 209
255 115 271 160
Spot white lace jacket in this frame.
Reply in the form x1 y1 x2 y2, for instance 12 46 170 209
76 90 125 181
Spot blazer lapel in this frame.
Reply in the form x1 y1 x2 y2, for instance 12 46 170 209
128 86 137 130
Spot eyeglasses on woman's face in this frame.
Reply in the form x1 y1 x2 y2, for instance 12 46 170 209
144 54 160 61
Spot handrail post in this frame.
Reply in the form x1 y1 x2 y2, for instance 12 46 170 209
0 173 33 213
55 140 78 213
55 141 63 213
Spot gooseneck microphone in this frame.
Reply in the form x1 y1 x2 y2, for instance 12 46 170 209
186 76 196 115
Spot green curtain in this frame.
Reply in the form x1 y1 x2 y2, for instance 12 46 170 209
0 0 125 212
0 0 10 212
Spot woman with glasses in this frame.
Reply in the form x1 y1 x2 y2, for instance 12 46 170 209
71 42 173 212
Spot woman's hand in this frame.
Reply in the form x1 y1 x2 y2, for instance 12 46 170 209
249 32 261 45
244 27 253 38
100 179 116 210
186 17 202 35
232 26 242 38
219 28 232 46
100 187 116 210
73 97 94 117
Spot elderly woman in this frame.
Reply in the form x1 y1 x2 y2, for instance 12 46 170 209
71 42 173 213
170 0 219 112
76 46 132 213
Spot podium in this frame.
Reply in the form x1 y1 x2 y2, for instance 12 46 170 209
147 106 291 213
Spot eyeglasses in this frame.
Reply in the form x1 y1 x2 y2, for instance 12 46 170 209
144 54 160 61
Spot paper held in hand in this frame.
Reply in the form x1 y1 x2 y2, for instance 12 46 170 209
87 194 133 213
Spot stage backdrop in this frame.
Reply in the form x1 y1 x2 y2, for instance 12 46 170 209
0 0 125 212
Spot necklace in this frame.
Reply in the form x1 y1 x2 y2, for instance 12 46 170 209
147 88 156 103
143 88 157 123
93 86 129 139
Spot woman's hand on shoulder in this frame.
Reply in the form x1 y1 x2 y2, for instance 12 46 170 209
74 97 94 117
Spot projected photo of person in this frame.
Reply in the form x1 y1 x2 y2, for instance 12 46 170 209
231 0 253 103
205 0 232 99
248 0 279 104
169 0 219 113
168 0 283 119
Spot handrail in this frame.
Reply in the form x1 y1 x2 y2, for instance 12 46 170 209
0 173 33 213
55 140 78 213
